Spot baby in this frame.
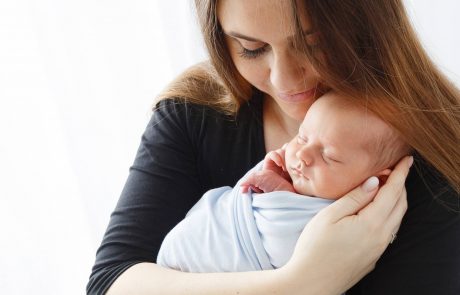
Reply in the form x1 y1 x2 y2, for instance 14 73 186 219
157 91 411 272
241 91 410 200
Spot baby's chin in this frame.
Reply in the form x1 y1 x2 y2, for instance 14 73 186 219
292 178 316 197
293 179 342 200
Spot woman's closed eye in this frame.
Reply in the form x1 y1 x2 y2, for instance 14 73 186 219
238 44 269 59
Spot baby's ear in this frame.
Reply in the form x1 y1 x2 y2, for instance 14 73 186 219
376 169 392 185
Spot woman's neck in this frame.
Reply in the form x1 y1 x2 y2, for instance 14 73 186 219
263 95 301 152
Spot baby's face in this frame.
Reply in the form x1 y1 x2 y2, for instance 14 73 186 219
285 96 380 199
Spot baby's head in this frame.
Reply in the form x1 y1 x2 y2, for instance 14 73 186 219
284 91 411 199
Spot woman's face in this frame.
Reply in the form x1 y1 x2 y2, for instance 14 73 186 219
217 0 324 122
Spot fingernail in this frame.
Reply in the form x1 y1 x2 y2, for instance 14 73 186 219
362 176 379 192
408 156 414 168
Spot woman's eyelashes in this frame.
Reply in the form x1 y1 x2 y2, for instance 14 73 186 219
238 44 269 59
236 33 319 60
238 37 318 59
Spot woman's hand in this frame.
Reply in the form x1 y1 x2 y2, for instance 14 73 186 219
281 155 413 295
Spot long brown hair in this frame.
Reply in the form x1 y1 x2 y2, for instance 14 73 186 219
157 0 460 193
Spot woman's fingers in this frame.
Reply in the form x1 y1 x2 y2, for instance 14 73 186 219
321 155 412 226
322 176 379 223
360 156 413 223
383 185 408 243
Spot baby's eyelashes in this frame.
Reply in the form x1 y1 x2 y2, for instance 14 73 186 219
297 135 308 144
321 153 340 164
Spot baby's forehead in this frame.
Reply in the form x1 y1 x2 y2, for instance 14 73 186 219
307 94 391 146
310 96 385 131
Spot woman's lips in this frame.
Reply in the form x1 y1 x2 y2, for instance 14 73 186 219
277 87 319 103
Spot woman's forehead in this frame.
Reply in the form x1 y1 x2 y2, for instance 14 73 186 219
217 0 311 41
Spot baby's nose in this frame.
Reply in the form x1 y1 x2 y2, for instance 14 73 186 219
296 149 313 167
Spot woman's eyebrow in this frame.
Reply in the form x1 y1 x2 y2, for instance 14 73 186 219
225 31 261 42
224 29 314 42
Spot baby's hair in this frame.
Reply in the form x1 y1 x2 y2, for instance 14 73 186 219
367 124 413 171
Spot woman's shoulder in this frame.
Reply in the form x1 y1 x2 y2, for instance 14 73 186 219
151 89 264 131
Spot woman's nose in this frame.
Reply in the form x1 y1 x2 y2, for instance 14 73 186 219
270 50 310 94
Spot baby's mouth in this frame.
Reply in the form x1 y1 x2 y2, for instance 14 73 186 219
291 166 309 180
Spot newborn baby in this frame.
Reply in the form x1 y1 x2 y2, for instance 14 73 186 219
241 91 410 199
157 91 411 272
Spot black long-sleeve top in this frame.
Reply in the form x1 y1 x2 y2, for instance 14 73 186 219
87 92 460 295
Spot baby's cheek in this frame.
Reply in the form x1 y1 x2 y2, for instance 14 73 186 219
327 176 356 198
284 144 298 165
316 172 343 198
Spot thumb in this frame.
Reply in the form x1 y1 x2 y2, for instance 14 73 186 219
325 177 380 222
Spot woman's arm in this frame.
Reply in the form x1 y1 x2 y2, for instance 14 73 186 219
106 262 292 295
106 157 412 295
87 100 207 294
88 99 268 294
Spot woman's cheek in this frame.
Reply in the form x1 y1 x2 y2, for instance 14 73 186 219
234 60 268 90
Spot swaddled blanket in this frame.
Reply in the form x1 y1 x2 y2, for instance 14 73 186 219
157 163 334 272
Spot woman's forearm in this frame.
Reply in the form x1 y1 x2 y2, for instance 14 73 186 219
106 262 335 295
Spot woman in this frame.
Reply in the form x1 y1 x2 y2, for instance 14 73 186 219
88 0 460 294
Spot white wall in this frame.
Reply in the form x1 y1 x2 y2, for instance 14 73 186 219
405 0 460 83
0 1 458 294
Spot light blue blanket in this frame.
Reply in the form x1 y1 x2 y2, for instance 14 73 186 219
157 163 334 272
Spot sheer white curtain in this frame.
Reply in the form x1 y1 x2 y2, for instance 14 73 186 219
0 1 206 294
0 1 458 294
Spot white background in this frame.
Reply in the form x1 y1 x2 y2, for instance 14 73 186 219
0 1 458 294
